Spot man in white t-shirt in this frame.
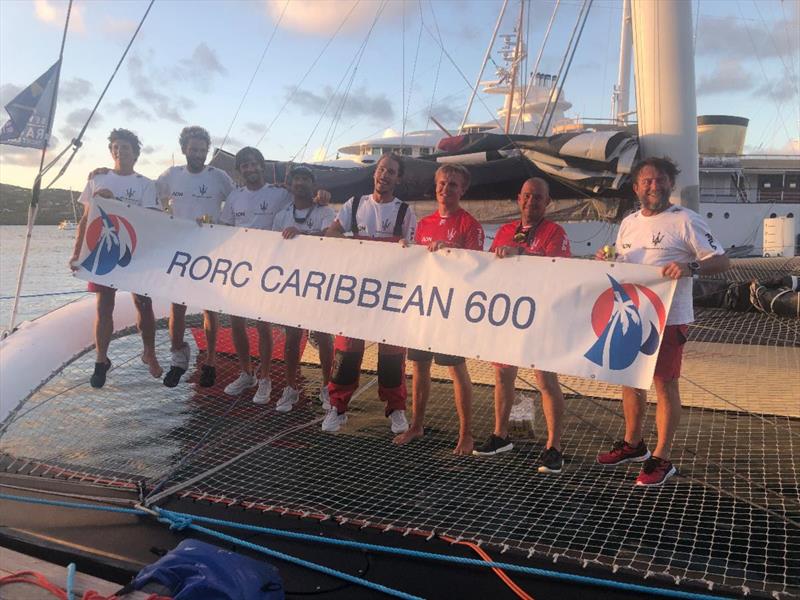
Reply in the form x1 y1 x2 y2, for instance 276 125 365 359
595 157 730 487
322 153 417 434
219 149 332 405
156 126 235 389
271 166 337 414
68 128 163 389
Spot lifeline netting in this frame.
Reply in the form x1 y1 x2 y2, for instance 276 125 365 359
1 258 798 599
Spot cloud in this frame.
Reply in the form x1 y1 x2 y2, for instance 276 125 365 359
65 108 101 129
696 59 754 96
211 135 246 150
102 15 137 35
0 134 61 167
127 53 186 123
0 83 23 106
264 0 400 35
110 98 151 121
33 0 85 32
289 85 394 122
696 13 799 60
243 121 267 136
59 78 94 103
141 145 160 156
754 78 798 103
427 102 461 126
171 43 228 92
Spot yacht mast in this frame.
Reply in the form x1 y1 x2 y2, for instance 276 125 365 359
632 0 699 211
611 0 632 125
504 0 525 134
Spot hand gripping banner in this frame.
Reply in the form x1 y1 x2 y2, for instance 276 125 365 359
75 198 676 389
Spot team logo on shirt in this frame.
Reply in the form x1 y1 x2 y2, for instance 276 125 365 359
447 227 456 241
198 184 208 195
651 232 664 246
81 206 137 276
125 188 135 200
584 275 666 371
381 218 391 231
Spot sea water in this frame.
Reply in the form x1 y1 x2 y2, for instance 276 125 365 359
0 225 87 327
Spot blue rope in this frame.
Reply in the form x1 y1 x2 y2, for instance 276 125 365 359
0 290 87 300
65 563 76 600
0 493 736 600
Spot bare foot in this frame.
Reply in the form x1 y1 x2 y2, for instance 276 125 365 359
142 352 163 378
453 436 474 455
393 427 423 446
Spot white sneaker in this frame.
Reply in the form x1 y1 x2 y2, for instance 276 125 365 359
319 386 331 411
224 372 256 395
322 408 347 432
170 343 191 371
275 386 300 413
252 378 272 404
389 410 409 434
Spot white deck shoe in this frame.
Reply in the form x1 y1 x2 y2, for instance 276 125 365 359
170 343 191 371
224 372 256 395
389 410 409 434
252 378 273 404
322 408 347 432
276 386 300 413
319 386 331 411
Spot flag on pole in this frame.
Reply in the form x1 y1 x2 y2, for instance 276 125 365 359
0 60 61 149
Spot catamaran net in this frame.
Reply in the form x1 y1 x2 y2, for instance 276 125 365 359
2 257 798 599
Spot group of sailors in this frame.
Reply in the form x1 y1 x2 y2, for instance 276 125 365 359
70 126 729 487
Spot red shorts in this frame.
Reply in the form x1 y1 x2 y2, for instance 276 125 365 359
654 324 689 380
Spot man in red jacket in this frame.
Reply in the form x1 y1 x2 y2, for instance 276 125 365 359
473 178 570 475
393 163 484 454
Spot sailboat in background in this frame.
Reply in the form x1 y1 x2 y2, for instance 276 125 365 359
57 188 79 230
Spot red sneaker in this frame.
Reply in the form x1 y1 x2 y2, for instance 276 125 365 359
635 457 677 487
596 439 651 465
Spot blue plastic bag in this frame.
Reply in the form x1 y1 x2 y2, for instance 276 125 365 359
130 538 284 599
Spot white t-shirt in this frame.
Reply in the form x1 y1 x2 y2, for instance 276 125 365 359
219 184 291 230
335 195 417 242
78 171 160 210
616 204 724 325
156 165 234 222
272 202 336 235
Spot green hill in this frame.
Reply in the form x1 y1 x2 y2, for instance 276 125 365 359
0 182 82 225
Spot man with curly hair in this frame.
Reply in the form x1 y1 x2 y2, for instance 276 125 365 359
156 126 235 388
69 128 163 388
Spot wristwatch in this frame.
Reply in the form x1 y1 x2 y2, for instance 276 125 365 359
688 261 701 276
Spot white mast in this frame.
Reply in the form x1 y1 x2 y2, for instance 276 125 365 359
632 0 699 211
611 0 632 125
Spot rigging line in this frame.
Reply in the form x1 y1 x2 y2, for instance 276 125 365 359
290 2 383 162
44 0 155 190
538 0 593 136
402 1 424 144
458 0 510 134
734 0 794 147
221 0 290 152
254 0 362 148
423 0 445 132
513 0 561 134
315 0 388 162
401 0 406 145
751 0 800 95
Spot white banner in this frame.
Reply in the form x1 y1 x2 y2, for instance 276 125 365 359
76 198 677 388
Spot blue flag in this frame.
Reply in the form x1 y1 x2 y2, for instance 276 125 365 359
0 60 60 149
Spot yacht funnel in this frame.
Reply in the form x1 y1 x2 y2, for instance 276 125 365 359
697 115 749 155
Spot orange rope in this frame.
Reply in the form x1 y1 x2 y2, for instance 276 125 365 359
440 537 535 600
0 569 169 600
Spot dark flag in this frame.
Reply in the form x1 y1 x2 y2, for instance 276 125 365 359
0 60 61 149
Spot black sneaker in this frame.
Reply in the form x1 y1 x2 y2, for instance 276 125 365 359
163 366 186 388
537 447 563 474
198 365 216 388
90 359 111 389
472 434 513 456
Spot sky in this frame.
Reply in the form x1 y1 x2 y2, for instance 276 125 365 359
0 0 797 192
